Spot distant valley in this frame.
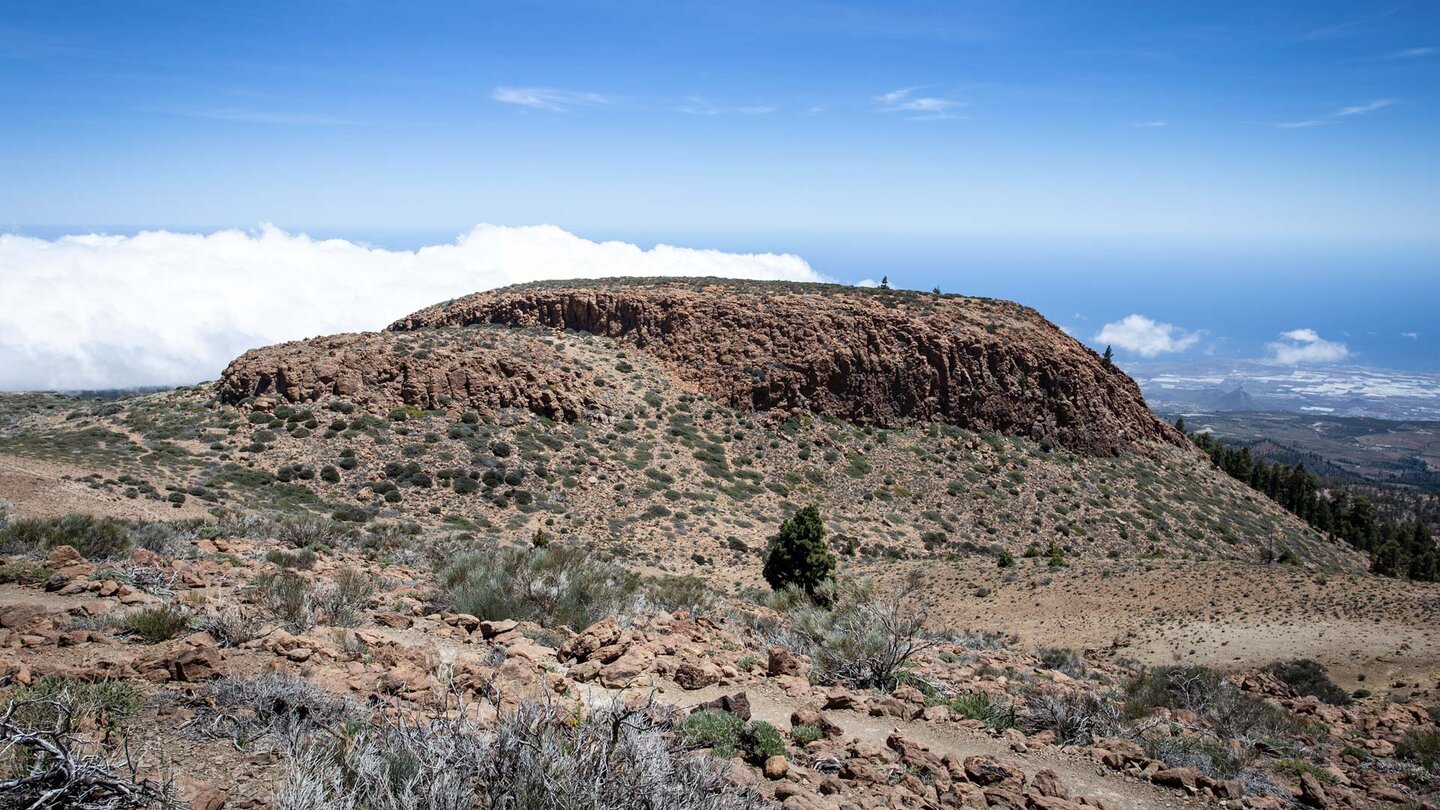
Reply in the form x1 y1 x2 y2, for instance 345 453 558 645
1129 360 1440 420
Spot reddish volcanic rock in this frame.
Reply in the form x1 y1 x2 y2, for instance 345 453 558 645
389 279 1181 455
217 329 593 422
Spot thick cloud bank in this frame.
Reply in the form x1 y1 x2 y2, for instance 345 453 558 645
0 224 821 391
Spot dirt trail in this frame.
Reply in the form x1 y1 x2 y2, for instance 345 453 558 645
583 679 1210 809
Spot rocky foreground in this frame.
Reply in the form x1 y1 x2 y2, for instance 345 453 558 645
2 520 1436 809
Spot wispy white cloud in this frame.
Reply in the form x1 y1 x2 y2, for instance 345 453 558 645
1134 120 1168 128
875 87 964 120
677 96 776 116
1302 6 1403 40
0 225 823 390
1278 98 1395 128
1383 47 1436 60
1402 331 1419 340
1094 314 1202 357
492 87 612 112
1268 328 1350 364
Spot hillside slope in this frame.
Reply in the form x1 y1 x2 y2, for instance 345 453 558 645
385 279 1183 456
7 288 1358 576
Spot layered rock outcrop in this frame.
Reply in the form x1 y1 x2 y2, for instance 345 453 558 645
391 279 1180 455
217 330 592 422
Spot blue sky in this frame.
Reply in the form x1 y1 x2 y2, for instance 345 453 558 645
2 1 1438 381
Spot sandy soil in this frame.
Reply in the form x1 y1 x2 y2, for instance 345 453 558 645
0 451 211 521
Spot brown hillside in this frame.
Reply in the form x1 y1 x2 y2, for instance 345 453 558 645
388 278 1182 456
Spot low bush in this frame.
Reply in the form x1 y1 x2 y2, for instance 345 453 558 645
778 572 940 691
1037 647 1088 678
0 684 170 809
790 724 823 745
0 513 131 559
644 574 715 616
682 710 743 757
1145 732 1246 779
7 675 145 732
266 547 318 570
947 692 1019 730
129 521 196 557
0 560 54 585
255 571 316 631
189 674 360 749
1397 728 1440 771
1269 659 1351 705
195 606 261 648
1026 691 1119 745
272 515 352 549
682 711 786 763
1126 665 1293 743
740 721 787 763
120 604 193 643
312 566 374 627
275 699 767 810
439 543 640 629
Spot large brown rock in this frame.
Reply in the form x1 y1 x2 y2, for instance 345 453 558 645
964 755 1025 790
217 329 592 422
695 691 752 721
559 618 623 662
390 280 1183 455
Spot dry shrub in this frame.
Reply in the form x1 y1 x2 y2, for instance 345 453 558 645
778 571 941 691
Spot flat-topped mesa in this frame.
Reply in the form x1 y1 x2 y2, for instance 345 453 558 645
390 278 1183 456
216 330 593 422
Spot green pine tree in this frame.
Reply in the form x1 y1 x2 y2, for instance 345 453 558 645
762 505 836 599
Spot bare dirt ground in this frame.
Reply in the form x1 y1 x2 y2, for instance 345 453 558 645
0 451 208 521
908 558 1440 699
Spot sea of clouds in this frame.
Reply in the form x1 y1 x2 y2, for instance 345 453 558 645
0 224 822 391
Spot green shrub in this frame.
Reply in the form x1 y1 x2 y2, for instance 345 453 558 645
439 543 640 630
1125 665 1291 740
683 710 743 757
0 560 54 585
314 566 375 627
8 675 144 730
121 603 193 643
790 724 823 746
273 515 351 548
1037 647 1087 678
948 692 1018 730
266 547 318 569
0 513 131 559
740 721 786 763
644 575 715 615
256 570 316 631
1269 659 1350 705
1397 728 1440 771
761 505 835 599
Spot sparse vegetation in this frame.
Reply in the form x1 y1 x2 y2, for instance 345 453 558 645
120 603 192 643
440 542 640 629
778 572 940 690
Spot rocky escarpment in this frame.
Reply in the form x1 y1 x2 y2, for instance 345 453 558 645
217 330 593 422
391 279 1181 456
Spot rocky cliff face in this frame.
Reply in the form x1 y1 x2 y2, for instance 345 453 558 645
217 330 592 422
390 279 1182 455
